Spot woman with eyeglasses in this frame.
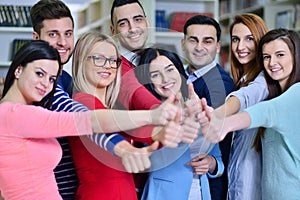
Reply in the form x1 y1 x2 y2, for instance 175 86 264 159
69 32 161 200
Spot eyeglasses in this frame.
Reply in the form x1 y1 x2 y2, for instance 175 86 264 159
87 55 121 69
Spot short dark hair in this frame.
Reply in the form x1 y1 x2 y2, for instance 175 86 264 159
183 15 221 42
110 0 145 25
2 40 62 109
30 0 74 35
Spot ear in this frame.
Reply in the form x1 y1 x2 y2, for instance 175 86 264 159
14 66 23 79
110 25 115 35
32 31 40 40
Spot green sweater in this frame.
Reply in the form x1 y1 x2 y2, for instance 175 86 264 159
246 82 300 200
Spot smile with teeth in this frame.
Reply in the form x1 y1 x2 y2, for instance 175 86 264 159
98 72 111 78
162 82 175 90
270 67 282 72
238 52 249 57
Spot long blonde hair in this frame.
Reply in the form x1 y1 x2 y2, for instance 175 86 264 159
72 32 121 108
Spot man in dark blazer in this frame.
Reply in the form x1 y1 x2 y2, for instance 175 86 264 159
181 15 236 200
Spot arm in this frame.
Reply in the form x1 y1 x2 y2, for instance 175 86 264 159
53 85 125 154
215 72 268 117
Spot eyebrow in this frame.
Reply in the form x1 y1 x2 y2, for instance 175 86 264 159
116 14 145 24
35 66 57 77
150 64 174 74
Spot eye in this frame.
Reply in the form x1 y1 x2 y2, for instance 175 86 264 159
203 39 213 44
49 77 56 83
166 67 175 73
65 31 73 38
188 38 197 44
134 16 144 23
150 73 160 79
118 20 129 28
48 32 57 38
231 36 239 43
263 55 270 60
246 36 254 41
277 53 285 58
36 71 44 77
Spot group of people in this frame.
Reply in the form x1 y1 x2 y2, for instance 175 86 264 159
0 0 299 200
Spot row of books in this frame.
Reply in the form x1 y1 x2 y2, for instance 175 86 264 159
0 5 32 27
10 39 33 60
156 10 213 32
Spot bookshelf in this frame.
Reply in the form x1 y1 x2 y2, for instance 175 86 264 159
218 0 300 71
141 0 219 60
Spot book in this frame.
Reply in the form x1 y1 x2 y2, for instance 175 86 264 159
10 39 33 60
169 12 213 32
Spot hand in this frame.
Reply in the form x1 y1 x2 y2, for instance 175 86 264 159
114 140 159 173
188 154 216 175
199 98 228 143
152 109 182 148
180 116 200 144
184 83 202 121
150 94 179 126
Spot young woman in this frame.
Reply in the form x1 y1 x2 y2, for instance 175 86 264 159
207 14 268 200
0 40 178 200
134 47 224 200
200 28 300 200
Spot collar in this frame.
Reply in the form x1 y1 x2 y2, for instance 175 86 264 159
119 45 139 66
185 61 217 83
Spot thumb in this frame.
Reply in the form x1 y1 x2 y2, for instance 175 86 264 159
146 141 159 154
173 108 182 124
188 83 196 99
165 93 176 104
201 98 212 121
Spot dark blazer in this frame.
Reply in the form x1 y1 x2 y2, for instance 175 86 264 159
191 64 236 200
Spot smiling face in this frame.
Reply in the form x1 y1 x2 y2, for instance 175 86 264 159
110 3 149 51
85 41 118 91
34 18 74 65
149 55 182 99
181 24 220 72
262 38 294 89
231 23 256 66
16 59 59 104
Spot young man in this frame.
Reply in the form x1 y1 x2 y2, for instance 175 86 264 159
181 15 236 200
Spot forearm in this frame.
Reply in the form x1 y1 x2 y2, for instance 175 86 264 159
226 111 251 132
215 96 241 117
91 109 152 133
87 133 125 154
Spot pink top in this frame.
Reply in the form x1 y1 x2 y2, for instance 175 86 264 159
0 102 92 200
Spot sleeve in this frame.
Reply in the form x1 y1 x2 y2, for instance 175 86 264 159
73 93 126 154
246 83 300 139
118 57 161 110
207 143 224 178
227 72 269 111
6 104 92 138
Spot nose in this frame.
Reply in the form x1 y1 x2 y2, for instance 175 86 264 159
269 56 277 67
128 19 137 32
161 72 169 83
237 40 246 50
57 35 67 46
41 77 50 88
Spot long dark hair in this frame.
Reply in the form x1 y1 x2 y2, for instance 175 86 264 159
254 29 300 151
134 47 188 101
2 40 62 109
